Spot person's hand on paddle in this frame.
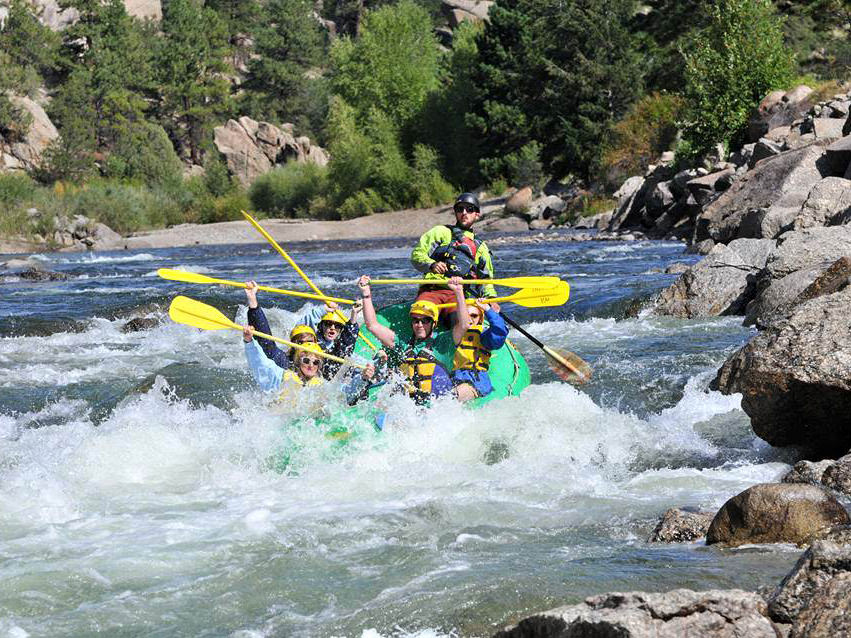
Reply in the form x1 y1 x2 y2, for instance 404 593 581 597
361 363 375 381
244 281 259 309
446 276 463 293
350 299 363 321
242 324 254 343
357 275 371 297
325 301 339 313
429 261 448 275
487 300 500 313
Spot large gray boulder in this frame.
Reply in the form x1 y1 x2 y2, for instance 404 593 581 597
648 508 714 543
792 176 851 229
744 226 851 326
493 589 777 638
821 454 851 497
790 572 851 638
650 238 775 318
713 286 851 453
213 116 328 187
694 143 831 243
768 541 851 625
747 86 814 143
706 483 850 547
0 96 59 171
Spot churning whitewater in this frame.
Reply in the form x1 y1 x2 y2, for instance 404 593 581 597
0 237 801 637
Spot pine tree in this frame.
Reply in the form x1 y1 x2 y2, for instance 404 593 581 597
156 0 233 164
241 0 325 135
470 0 643 183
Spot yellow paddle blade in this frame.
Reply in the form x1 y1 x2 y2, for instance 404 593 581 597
169 295 238 332
437 281 570 309
368 276 562 289
544 346 592 385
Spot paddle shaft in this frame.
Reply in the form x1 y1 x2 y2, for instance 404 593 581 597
241 211 378 351
499 312 582 376
177 302 365 369
161 270 355 304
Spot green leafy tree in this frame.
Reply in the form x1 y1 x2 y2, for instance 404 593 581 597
156 0 233 164
470 0 643 184
241 0 326 136
331 0 440 128
47 0 155 178
681 0 794 156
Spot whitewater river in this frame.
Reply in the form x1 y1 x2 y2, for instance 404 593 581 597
0 235 802 637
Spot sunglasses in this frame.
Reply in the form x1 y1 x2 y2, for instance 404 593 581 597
411 316 433 325
300 357 321 366
454 204 478 214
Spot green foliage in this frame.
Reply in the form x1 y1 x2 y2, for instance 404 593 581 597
203 157 236 198
0 173 39 206
602 92 685 188
103 122 183 185
249 162 329 217
241 0 326 138
156 0 233 164
409 144 455 207
681 0 795 156
470 0 644 184
416 21 483 186
331 0 440 128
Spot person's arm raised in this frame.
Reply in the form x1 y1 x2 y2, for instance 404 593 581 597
357 275 395 348
448 277 470 345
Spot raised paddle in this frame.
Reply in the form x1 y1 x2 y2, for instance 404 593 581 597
436 281 571 310
158 269 356 305
499 312 592 385
168 296 367 369
367 276 563 289
240 210 379 352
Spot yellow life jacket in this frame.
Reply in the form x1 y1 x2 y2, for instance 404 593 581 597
399 341 440 402
277 369 323 405
453 324 491 372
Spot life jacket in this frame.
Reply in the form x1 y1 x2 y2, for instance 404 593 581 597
432 226 488 291
453 323 491 372
277 369 323 405
398 337 450 405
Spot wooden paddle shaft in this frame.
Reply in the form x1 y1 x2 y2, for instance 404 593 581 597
499 312 582 376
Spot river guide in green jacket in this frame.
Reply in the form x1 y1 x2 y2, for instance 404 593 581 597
410 192 497 317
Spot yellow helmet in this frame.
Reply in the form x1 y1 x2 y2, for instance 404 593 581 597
289 324 316 341
295 341 324 361
320 311 346 326
409 300 439 323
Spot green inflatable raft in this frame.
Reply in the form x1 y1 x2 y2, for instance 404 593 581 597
273 303 531 471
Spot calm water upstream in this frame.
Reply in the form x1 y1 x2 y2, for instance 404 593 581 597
0 234 802 637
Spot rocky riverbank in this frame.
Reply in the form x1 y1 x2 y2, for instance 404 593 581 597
493 85 851 638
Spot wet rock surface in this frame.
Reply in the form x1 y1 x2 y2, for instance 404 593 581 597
493 589 778 638
648 507 714 543
705 483 850 547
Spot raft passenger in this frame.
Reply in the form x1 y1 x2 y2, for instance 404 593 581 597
295 300 361 379
410 192 497 318
245 280 317 370
451 299 508 402
357 274 469 405
242 325 375 403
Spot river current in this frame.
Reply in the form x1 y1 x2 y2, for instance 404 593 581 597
0 235 801 637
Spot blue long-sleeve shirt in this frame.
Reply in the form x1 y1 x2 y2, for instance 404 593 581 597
247 305 290 369
481 309 509 351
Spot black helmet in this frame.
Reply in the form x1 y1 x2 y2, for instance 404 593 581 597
453 192 480 213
